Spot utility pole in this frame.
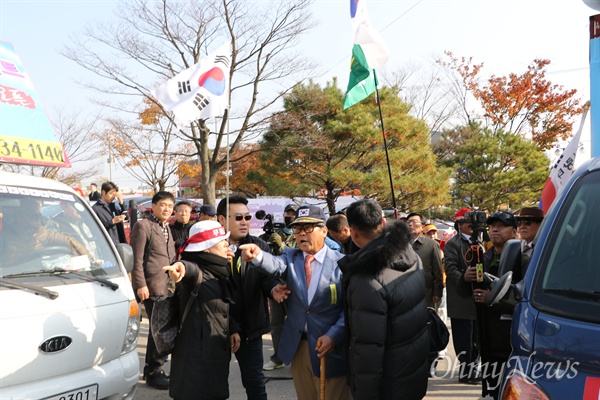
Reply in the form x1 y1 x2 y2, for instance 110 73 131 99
108 142 113 181
590 13 600 157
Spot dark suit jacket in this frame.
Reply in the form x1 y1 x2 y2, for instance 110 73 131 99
443 233 477 319
412 235 444 307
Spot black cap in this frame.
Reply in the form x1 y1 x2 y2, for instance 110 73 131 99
199 204 216 216
284 204 297 213
290 205 326 225
487 211 517 228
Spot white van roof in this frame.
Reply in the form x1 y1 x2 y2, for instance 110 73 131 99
0 170 76 193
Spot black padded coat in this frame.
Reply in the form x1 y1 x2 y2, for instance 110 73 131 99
338 221 429 400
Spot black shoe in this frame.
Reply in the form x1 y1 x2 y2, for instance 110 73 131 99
146 369 169 390
459 375 482 385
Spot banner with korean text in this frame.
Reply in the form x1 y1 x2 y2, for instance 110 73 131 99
0 41 70 167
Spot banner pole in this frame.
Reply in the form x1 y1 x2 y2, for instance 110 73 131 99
373 70 398 219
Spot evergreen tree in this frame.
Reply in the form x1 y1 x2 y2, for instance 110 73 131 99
434 123 549 211
256 79 451 212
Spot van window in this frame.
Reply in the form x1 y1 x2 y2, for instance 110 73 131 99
0 191 122 284
532 171 600 323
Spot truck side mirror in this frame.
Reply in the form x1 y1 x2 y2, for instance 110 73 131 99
116 244 134 273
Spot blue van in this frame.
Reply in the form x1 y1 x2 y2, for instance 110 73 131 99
494 157 600 400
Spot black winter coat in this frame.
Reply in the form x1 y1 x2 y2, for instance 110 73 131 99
169 256 236 400
456 248 529 362
170 221 193 250
338 221 429 400
230 234 280 340
92 199 126 246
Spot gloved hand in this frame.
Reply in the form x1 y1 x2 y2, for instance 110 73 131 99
268 233 283 248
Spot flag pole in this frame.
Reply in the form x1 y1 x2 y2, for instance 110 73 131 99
373 70 398 219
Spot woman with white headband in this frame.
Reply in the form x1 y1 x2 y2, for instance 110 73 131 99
163 220 240 400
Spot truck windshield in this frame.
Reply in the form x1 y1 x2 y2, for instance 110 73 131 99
0 190 122 282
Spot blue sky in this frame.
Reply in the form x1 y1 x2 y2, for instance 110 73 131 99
1 0 597 185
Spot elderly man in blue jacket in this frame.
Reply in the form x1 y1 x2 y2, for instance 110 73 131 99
240 205 350 400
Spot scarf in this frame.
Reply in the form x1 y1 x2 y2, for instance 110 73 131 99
180 251 234 303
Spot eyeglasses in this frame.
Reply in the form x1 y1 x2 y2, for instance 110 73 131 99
231 215 252 221
292 224 321 234
406 219 422 225
518 220 534 227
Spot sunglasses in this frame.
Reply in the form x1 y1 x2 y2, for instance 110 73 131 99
292 224 322 234
231 215 252 221
518 220 534 227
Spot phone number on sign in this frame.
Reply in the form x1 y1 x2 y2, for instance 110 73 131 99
0 138 65 163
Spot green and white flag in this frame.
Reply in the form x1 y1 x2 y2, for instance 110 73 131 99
344 45 376 109
344 0 389 109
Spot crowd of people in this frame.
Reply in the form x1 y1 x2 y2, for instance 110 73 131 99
78 182 542 400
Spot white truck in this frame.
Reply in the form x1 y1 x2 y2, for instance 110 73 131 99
0 171 140 399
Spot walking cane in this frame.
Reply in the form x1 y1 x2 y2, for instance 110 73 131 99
317 339 326 400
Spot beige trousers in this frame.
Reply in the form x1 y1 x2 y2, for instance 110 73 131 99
290 339 352 400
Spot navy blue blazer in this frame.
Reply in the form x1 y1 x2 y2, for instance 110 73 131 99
255 246 347 378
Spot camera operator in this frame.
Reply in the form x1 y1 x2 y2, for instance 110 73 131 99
258 211 286 256
443 208 481 385
457 211 528 400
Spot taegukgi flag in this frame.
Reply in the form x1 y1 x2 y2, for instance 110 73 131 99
152 43 231 125
539 107 588 213
344 0 390 109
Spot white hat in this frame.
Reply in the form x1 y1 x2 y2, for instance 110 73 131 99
181 220 230 252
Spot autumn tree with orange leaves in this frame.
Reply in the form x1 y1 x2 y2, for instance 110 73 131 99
177 143 269 198
100 99 190 192
438 52 583 151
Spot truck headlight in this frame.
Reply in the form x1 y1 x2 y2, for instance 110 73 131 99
122 300 140 354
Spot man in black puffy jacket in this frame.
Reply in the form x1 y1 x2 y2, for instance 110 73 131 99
339 199 429 400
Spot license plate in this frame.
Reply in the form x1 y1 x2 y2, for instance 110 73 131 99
41 384 98 400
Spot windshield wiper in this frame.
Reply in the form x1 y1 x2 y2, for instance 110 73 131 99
544 288 600 300
0 278 59 300
51 268 119 291
2 268 119 291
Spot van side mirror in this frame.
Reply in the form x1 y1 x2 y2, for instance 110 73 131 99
485 238 528 307
499 239 522 276
486 271 513 306
116 244 134 273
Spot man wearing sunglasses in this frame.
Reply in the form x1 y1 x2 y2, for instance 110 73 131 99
216 195 280 400
515 207 544 256
239 205 351 400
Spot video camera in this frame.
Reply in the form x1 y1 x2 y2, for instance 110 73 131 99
255 209 285 234
463 210 488 287
463 210 487 237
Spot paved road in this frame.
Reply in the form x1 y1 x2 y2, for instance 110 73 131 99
133 317 484 399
